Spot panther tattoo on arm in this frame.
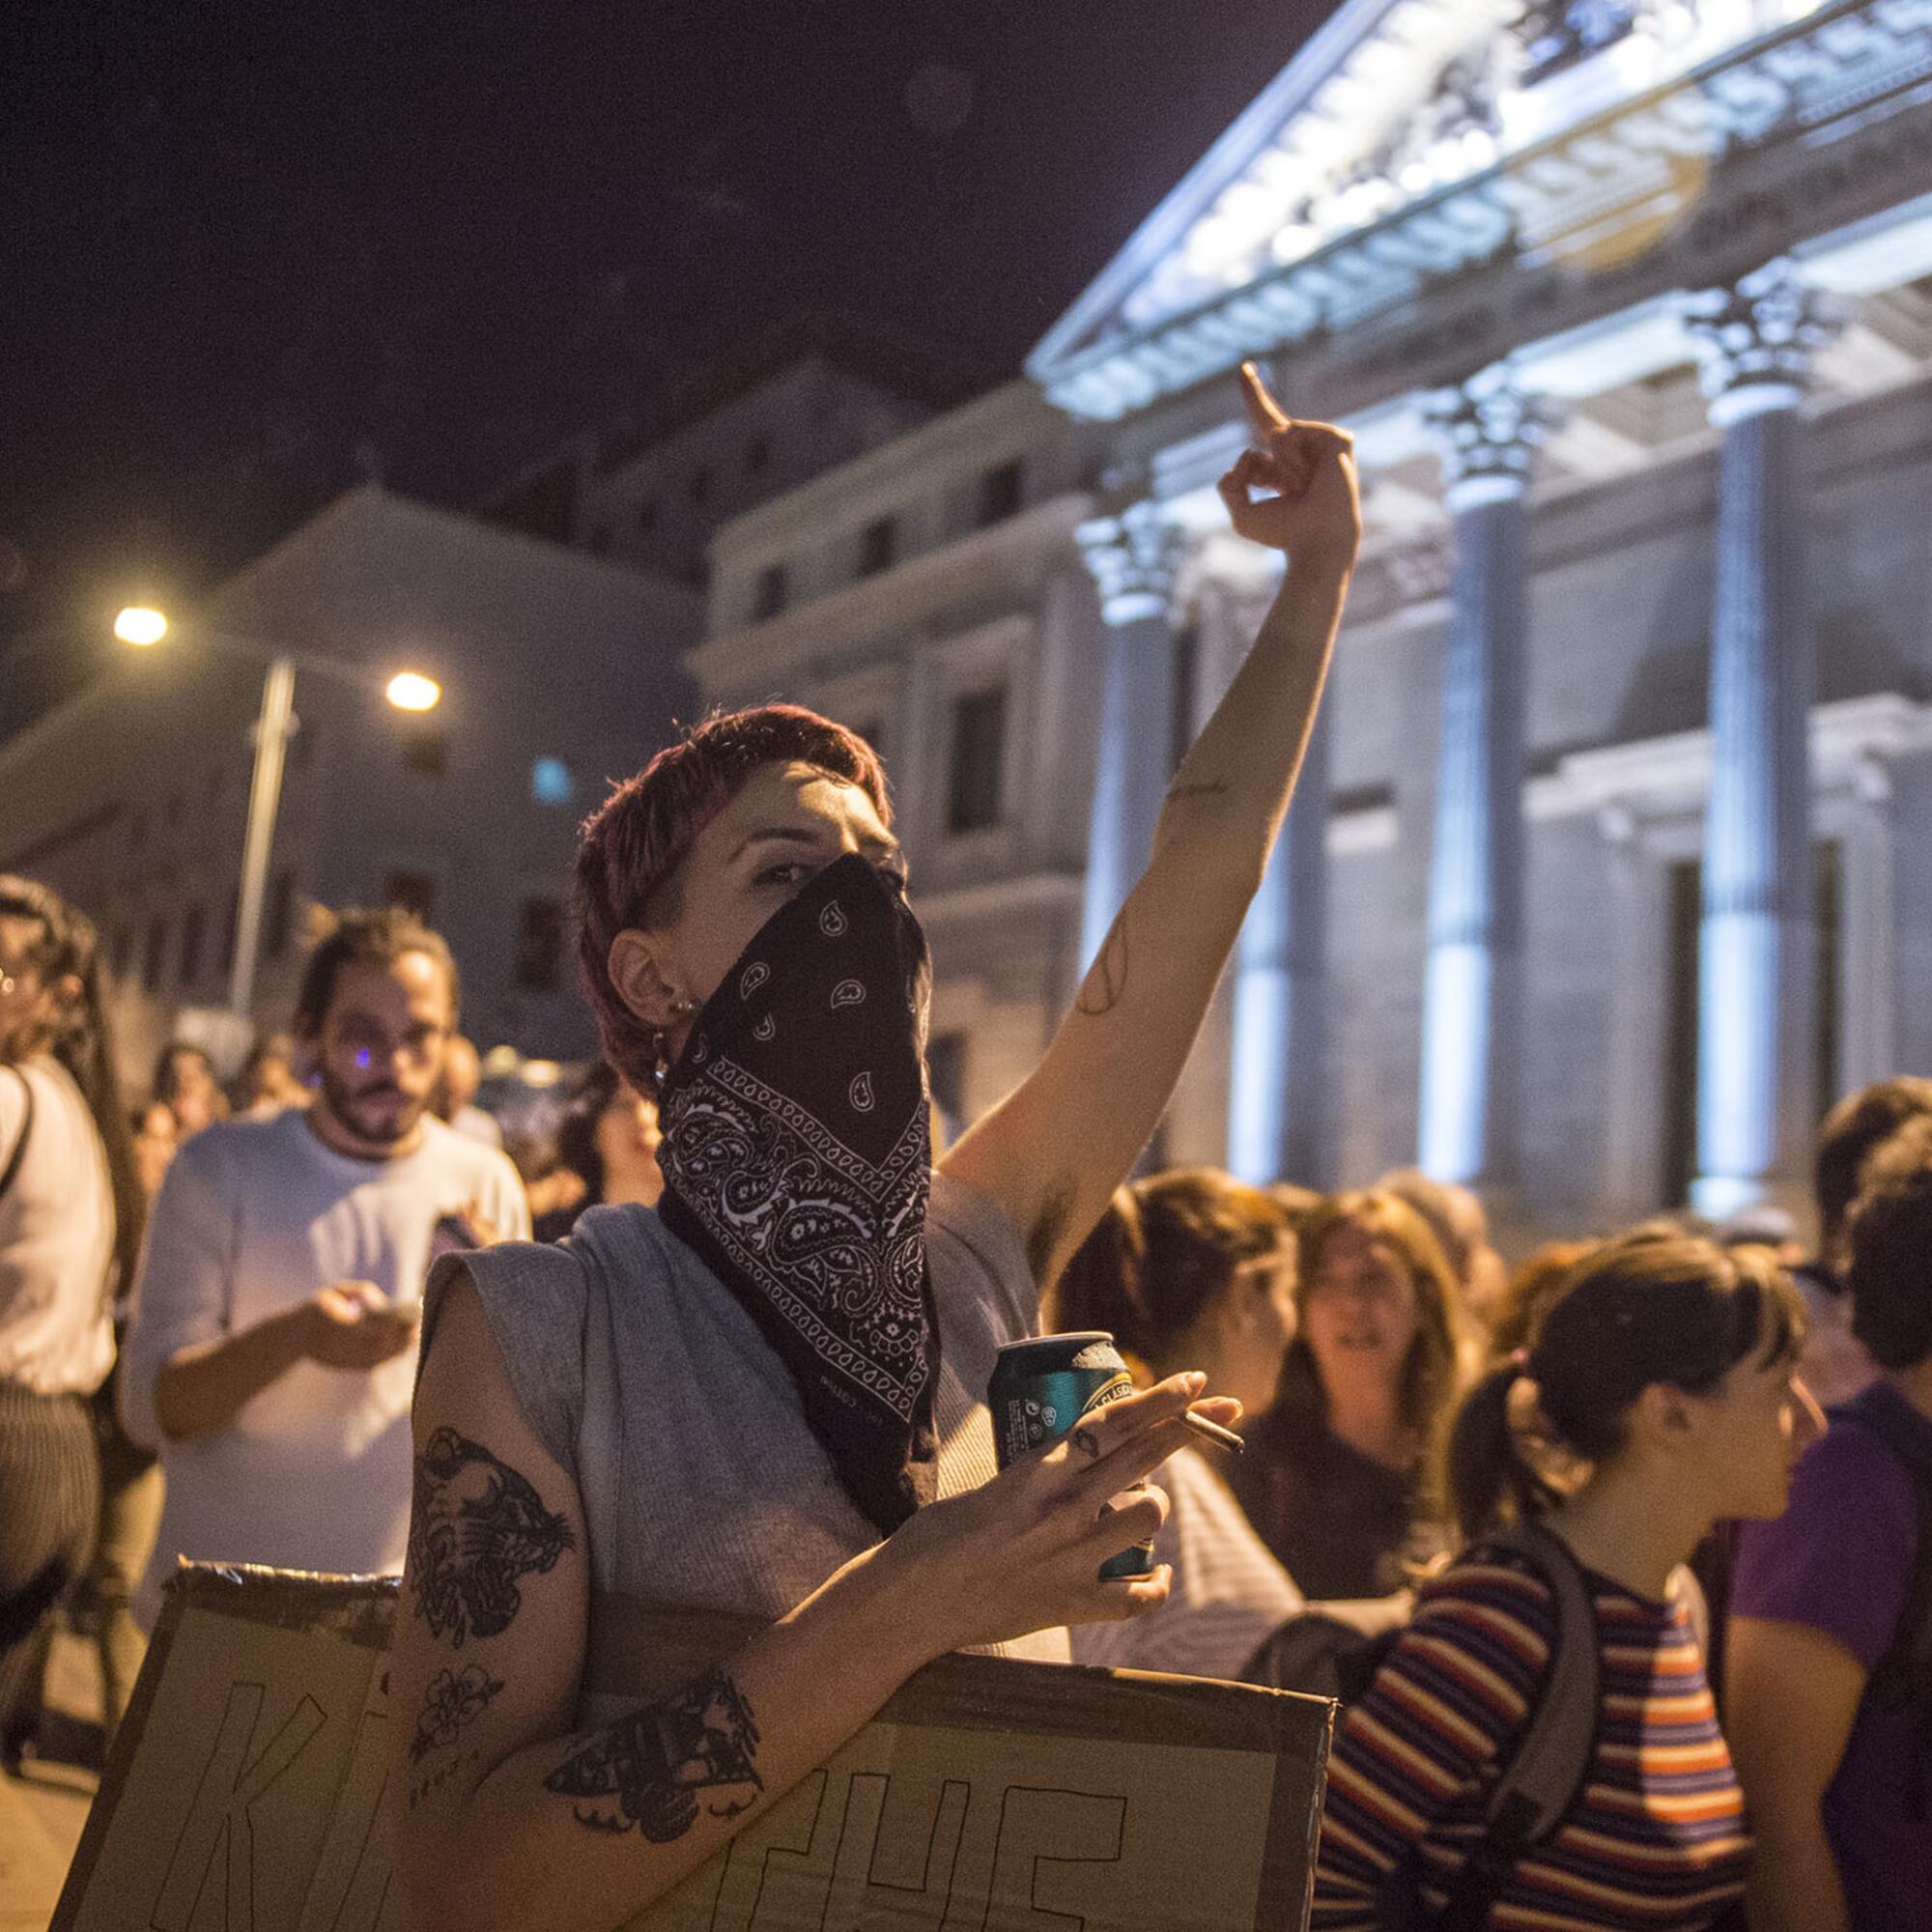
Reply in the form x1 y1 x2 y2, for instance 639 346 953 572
408 1426 575 1647
544 1667 763 1842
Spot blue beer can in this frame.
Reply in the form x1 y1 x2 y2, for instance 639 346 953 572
989 1332 1155 1580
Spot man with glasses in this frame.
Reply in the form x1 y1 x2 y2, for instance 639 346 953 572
121 906 528 1626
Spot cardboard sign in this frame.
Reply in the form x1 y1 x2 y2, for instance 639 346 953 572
52 1565 1333 1932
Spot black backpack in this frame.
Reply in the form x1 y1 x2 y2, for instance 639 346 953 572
1242 1519 1601 1932
1829 1392 1932 1815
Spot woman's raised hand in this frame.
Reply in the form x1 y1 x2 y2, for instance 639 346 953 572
1218 361 1361 568
881 1372 1243 1656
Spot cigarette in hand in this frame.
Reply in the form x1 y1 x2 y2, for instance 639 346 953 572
1182 1409 1245 1456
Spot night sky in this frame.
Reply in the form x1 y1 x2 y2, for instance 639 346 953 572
1 1 1327 717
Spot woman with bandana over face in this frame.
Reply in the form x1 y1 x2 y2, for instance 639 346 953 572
388 365 1362 1932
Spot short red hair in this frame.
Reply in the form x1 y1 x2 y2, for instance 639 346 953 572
572 705 890 1087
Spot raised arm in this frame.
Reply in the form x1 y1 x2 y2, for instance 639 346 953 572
389 1271 1233 1932
944 363 1360 1285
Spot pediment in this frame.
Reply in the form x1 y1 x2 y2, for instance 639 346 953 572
1031 0 1839 416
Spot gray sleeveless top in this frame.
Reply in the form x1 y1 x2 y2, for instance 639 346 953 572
423 1169 1068 1663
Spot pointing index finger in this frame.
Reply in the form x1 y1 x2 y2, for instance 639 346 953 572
1239 360 1291 440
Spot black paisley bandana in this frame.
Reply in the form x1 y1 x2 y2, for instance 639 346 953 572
655 853 939 1534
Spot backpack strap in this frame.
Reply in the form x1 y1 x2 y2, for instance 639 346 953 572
1428 1520 1601 1932
0 1065 35 1205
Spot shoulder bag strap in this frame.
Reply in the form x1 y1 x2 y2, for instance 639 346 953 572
1429 1521 1602 1932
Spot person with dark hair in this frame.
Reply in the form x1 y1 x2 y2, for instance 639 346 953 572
120 905 528 1627
1377 1166 1509 1341
1314 1227 1813 1930
1048 1168 1304 1677
1790 1076 1932 1406
152 1039 228 1140
530 1062 662 1241
1233 1188 1468 1599
0 876 145 1754
385 365 1360 1931
1727 1115 1932 1931
232 1033 309 1118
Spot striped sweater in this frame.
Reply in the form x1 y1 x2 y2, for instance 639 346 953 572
1311 1552 1748 1931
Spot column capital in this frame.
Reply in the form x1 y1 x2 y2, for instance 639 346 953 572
1422 366 1555 511
1075 497 1187 627
1685 258 1841 425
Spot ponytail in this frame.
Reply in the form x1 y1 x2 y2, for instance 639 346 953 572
1442 1358 1562 1544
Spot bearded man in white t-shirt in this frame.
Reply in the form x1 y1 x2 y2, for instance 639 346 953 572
121 906 529 1625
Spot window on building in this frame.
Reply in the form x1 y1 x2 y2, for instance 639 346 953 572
744 435 772 478
178 903 206 988
859 516 897 577
383 870 436 923
266 868 298 960
927 1031 969 1142
531 756 576 807
141 916 170 995
402 729 449 779
513 896 565 993
689 465 713 507
753 562 788 621
978 459 1024 528
946 687 1008 837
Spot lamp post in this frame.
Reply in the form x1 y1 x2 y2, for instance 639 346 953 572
113 608 440 1022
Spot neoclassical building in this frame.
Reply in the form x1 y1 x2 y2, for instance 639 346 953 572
703 0 1932 1238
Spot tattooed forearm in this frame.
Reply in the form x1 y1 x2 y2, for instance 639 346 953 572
544 1666 763 1841
411 1662 505 1763
408 1426 575 1646
1165 778 1231 805
1075 914 1129 1017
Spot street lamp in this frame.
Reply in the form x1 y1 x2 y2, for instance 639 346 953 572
112 608 442 1023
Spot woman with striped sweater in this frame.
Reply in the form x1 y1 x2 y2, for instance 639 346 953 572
1312 1228 1817 1931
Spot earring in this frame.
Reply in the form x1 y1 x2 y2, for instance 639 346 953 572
669 996 696 1016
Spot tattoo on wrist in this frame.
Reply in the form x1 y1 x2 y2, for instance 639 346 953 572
410 1662 505 1763
408 1427 575 1646
544 1666 763 1841
1075 914 1129 1017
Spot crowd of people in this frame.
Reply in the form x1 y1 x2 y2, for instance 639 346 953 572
1 365 1925 1931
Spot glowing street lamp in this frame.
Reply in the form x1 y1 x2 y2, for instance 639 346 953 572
384 670 441 714
113 608 445 1019
113 606 170 647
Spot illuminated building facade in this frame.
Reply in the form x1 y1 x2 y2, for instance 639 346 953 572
708 0 1932 1234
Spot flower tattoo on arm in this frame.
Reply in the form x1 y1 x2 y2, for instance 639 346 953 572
410 1662 505 1764
408 1426 575 1646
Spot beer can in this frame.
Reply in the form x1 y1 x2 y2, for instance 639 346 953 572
989 1332 1154 1579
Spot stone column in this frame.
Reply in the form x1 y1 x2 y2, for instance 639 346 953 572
1685 259 1836 1219
1074 497 1186 969
1415 366 1549 1187
1227 694 1333 1186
